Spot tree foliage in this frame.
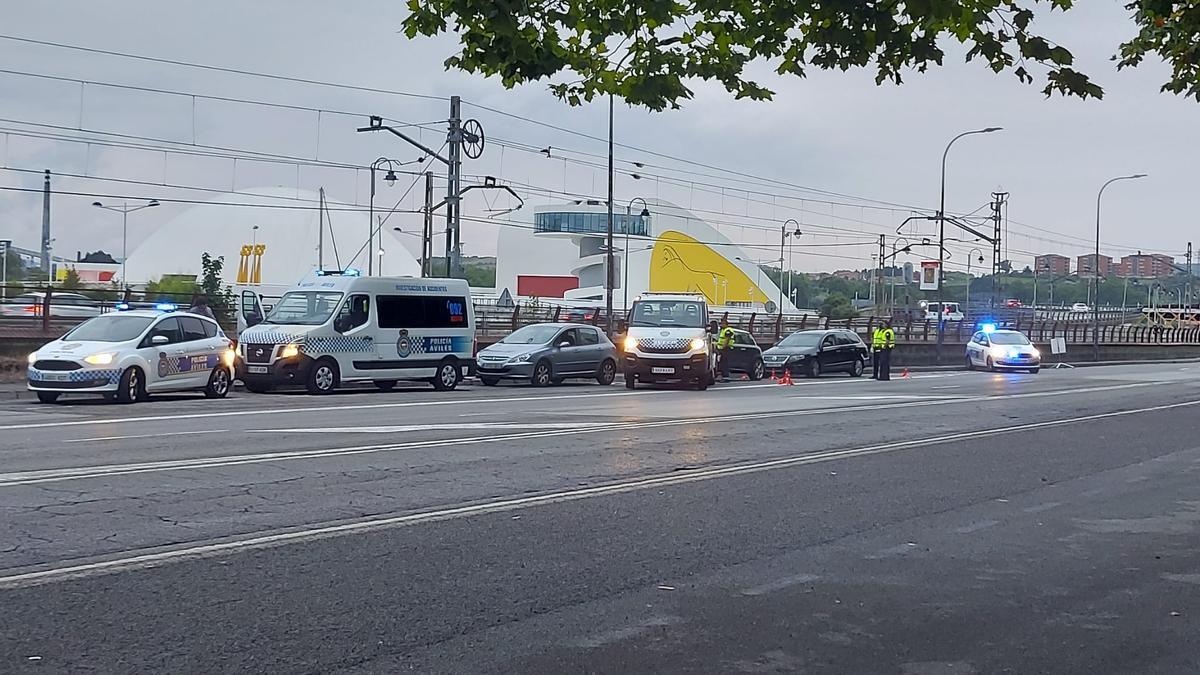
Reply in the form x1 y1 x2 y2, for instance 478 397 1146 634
59 268 83 290
820 292 858 319
401 0 1200 110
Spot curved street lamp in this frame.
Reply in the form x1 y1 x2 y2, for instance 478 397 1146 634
1093 173 1147 360
781 219 802 314
92 199 159 286
624 197 651 312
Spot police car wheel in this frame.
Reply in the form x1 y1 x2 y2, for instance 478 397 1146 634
750 358 764 381
205 368 231 398
432 360 460 391
531 360 552 387
964 354 974 371
115 367 145 404
36 392 60 404
985 357 995 372
596 359 617 385
306 359 339 395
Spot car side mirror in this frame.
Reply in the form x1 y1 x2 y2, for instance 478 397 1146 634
333 317 350 333
151 335 170 346
557 340 571 348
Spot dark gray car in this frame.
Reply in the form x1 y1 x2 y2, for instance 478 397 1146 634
476 323 619 387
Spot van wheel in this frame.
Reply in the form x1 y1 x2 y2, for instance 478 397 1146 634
596 359 617 385
374 380 397 391
480 376 500 386
624 374 636 389
849 357 865 377
531 360 553 387
749 358 764 381
695 374 709 391
432 360 460 391
204 368 231 398
36 392 60 404
115 367 145 404
306 358 339 394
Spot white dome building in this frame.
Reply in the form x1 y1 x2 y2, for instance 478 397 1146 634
122 188 421 290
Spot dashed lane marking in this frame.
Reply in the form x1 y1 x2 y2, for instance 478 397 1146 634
63 430 230 444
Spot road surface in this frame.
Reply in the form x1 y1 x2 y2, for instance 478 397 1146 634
2 363 1199 673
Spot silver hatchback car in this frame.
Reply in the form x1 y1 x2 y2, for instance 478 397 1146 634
476 323 619 387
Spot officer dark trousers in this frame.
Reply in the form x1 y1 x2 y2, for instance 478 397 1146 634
878 347 892 381
872 349 881 379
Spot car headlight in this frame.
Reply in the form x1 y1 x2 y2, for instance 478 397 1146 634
990 346 1007 359
84 352 115 366
222 349 236 367
623 336 638 352
788 354 807 362
509 351 537 363
690 337 707 352
1030 348 1040 358
27 352 37 365
280 343 301 359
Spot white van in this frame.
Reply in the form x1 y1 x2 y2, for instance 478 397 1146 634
923 301 964 322
621 292 716 390
236 272 475 394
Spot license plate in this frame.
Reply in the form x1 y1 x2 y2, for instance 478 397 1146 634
651 367 675 375
39 372 70 382
247 365 268 374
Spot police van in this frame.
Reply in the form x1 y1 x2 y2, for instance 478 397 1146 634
236 272 475 394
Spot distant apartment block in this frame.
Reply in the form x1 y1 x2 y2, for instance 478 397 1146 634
1076 253 1113 277
1034 254 1070 276
1118 253 1176 278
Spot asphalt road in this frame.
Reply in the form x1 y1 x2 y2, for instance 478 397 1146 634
2 363 1200 673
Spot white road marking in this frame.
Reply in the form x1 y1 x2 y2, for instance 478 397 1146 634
740 573 820 596
63 430 229 444
249 423 609 434
930 385 961 390
787 395 962 400
0 381 1162 487
0 384 783 432
2 397 1197 588
1021 502 1062 514
574 616 681 648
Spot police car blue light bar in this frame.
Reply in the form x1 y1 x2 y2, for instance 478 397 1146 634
114 302 131 311
980 322 997 333
154 302 178 311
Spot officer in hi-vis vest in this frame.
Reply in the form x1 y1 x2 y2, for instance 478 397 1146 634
877 319 896 381
871 325 885 379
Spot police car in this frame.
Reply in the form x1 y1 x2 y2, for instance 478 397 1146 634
26 303 235 404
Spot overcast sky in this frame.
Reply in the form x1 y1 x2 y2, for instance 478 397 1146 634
0 0 1195 275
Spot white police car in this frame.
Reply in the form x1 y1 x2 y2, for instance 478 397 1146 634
26 304 235 404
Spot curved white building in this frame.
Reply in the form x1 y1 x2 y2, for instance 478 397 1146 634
496 200 796 312
122 188 421 289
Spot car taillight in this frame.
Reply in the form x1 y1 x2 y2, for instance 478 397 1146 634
23 305 39 315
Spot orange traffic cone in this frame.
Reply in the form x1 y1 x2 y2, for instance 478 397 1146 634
901 368 911 379
779 370 794 385
770 370 778 382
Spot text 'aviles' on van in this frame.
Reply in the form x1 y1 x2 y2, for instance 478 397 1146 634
236 272 475 394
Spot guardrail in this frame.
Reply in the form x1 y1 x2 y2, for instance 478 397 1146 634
1 284 1193 347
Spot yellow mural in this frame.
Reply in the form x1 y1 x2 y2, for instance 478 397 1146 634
236 244 267 284
648 230 772 305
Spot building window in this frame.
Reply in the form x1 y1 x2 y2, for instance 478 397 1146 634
534 212 647 236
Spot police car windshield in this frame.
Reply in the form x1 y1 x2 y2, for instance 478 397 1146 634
263 291 343 326
64 315 154 342
989 332 1030 345
630 301 705 328
500 325 560 344
778 332 823 347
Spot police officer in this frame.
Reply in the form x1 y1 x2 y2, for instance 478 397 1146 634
878 318 896 381
871 324 885 379
716 318 736 382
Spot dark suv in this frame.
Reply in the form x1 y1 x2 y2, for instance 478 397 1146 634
761 329 869 378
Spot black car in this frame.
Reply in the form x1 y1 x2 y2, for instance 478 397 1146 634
720 328 765 380
761 329 869 378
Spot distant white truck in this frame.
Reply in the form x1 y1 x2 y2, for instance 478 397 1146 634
621 292 716 390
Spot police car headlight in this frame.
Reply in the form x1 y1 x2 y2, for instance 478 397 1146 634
623 336 638 352
84 352 115 366
990 346 1007 359
690 337 707 352
222 349 236 367
27 352 37 365
280 343 301 359
1030 348 1040 358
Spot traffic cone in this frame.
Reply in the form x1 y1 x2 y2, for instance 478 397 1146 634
779 370 794 385
901 368 911 379
770 370 778 382
741 373 750 381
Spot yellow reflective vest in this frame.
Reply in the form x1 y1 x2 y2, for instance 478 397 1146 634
872 327 885 349
717 327 736 350
882 327 896 349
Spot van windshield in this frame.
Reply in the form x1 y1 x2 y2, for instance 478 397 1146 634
630 300 705 328
263 291 343 326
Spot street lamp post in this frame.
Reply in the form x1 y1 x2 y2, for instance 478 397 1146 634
92 199 159 286
368 158 404 276
936 127 1002 363
781 219 801 314
625 198 650 313
966 248 984 319
1093 174 1147 360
